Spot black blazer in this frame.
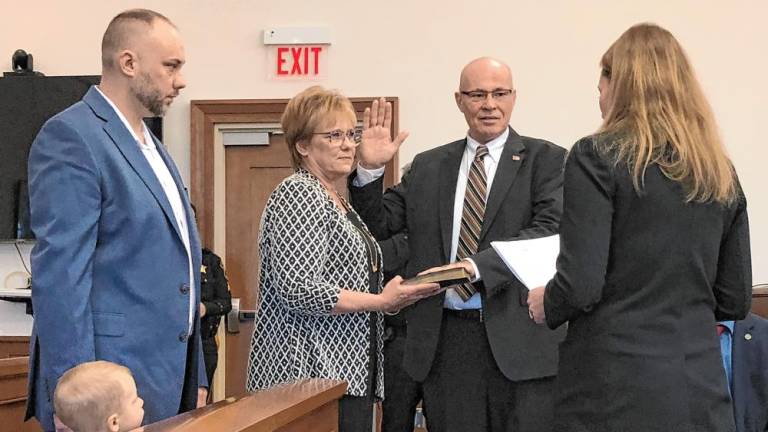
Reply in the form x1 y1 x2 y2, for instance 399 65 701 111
350 127 567 382
544 137 752 432
733 313 768 432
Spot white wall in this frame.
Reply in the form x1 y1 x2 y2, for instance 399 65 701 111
0 243 34 335
1 1 766 334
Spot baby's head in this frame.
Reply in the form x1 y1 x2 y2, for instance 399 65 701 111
54 361 144 432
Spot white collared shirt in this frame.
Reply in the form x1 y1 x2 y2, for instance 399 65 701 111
95 87 195 334
354 127 510 310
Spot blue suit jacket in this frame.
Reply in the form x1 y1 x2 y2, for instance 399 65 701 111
733 313 768 432
25 87 207 430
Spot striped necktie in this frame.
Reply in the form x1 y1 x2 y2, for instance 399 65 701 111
454 144 489 301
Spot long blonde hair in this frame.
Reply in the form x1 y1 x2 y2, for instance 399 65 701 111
598 23 736 204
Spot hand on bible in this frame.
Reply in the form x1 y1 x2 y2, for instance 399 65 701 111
379 276 442 313
357 97 409 169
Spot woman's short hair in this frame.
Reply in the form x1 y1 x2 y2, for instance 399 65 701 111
598 23 736 204
281 86 357 170
53 361 132 432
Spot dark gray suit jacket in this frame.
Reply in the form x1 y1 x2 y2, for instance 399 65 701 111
350 127 567 382
544 137 751 432
733 313 768 432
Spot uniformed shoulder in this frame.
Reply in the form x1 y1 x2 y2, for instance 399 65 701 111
202 248 223 266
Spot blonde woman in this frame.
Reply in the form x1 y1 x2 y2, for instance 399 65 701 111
527 24 751 431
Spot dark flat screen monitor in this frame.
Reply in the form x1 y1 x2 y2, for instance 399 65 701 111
0 75 162 240
14 180 32 239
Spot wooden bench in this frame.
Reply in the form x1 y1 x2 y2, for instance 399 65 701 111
0 355 40 431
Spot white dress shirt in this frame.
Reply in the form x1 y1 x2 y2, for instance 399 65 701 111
96 87 195 334
354 127 510 310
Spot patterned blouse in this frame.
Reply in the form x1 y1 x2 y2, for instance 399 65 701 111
246 169 384 398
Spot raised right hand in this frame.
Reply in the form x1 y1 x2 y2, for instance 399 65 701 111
378 276 442 313
357 97 409 169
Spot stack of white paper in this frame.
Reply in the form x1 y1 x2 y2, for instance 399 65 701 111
491 234 560 290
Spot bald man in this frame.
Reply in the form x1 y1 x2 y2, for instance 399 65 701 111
25 9 207 430
351 58 566 431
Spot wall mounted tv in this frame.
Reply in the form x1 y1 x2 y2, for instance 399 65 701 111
0 75 162 240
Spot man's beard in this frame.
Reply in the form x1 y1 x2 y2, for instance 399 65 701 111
132 73 167 117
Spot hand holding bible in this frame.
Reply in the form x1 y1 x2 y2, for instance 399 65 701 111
379 275 442 313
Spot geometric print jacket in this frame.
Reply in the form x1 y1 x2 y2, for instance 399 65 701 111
246 169 384 398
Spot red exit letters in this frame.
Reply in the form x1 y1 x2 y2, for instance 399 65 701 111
276 46 323 76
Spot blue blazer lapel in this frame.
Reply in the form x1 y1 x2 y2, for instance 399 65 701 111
438 140 465 262
479 127 525 242
83 87 184 244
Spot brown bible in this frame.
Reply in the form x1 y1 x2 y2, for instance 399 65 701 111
403 267 472 288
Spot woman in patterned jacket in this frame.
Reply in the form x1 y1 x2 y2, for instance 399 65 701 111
246 86 441 432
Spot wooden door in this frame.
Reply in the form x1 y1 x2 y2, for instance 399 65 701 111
191 98 400 400
223 134 293 396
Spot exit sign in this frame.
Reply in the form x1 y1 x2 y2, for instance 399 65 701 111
277 46 323 76
263 27 331 81
267 45 329 80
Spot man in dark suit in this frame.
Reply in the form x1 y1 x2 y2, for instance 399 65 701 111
719 313 768 432
351 57 566 432
26 9 207 430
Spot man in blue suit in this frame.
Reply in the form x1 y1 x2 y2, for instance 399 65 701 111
25 9 207 430
718 313 768 432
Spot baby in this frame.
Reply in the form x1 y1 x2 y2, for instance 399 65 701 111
53 361 144 432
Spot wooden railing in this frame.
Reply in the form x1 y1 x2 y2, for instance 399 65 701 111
139 379 347 432
3 282 766 432
0 336 30 359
